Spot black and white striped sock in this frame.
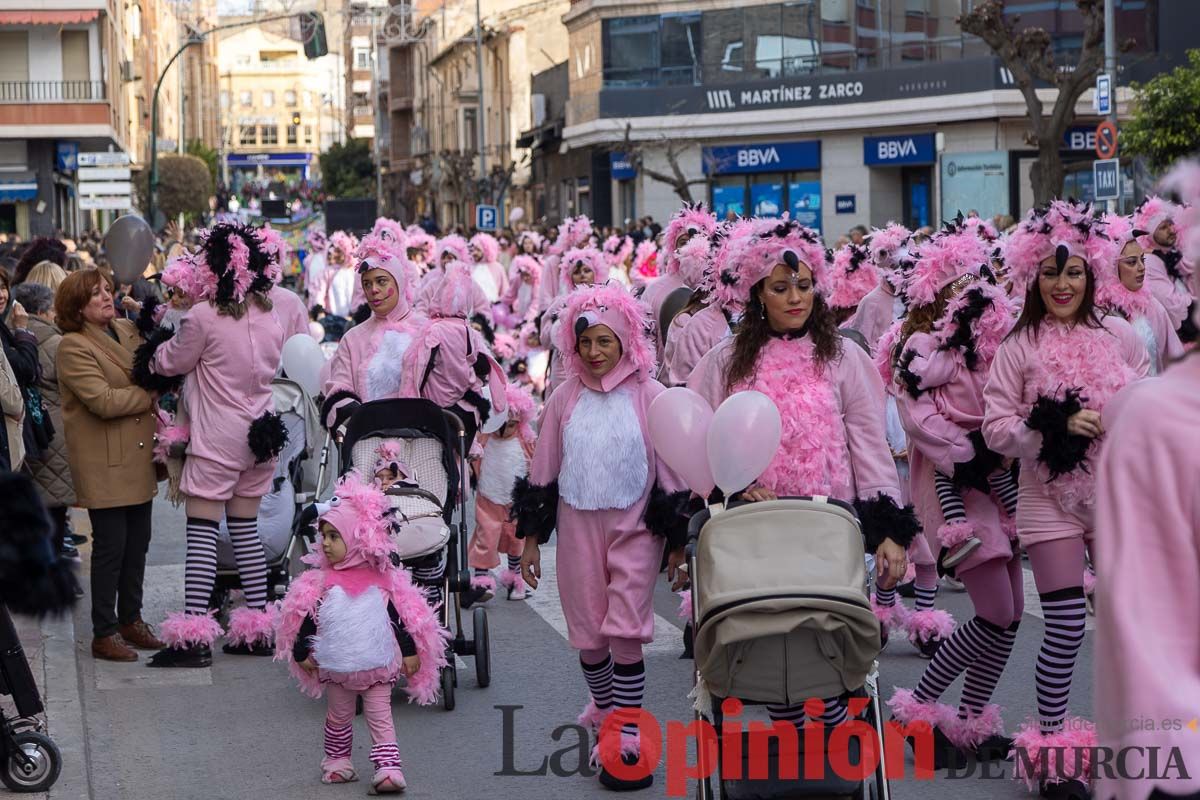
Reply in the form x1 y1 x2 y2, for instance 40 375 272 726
411 552 447 608
506 554 521 572
581 655 614 712
913 616 1004 704
960 620 1019 717
987 469 1020 518
914 582 938 612
612 660 646 738
473 567 490 578
934 470 967 522
875 585 897 608
766 697 849 727
184 517 220 615
226 516 269 609
1037 588 1087 732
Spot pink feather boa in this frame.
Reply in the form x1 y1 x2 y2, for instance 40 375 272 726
160 610 224 649
1029 321 1138 510
152 409 189 464
226 604 278 647
945 704 1006 750
887 688 956 730
903 608 956 644
828 243 879 310
1011 716 1096 789
931 281 1016 371
733 337 850 497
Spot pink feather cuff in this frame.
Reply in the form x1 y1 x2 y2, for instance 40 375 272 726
225 604 278 647
945 704 1006 750
160 610 224 649
936 519 977 549
904 608 956 645
886 688 956 731
1011 717 1097 789
470 574 497 592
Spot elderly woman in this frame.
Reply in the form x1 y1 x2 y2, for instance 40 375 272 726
55 269 164 663
12 282 77 561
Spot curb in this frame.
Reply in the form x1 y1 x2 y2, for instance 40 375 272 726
40 609 89 800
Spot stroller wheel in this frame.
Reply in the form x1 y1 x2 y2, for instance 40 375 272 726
472 607 490 688
441 666 456 711
2 730 62 792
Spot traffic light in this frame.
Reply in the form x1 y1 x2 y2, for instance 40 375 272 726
292 112 301 126
299 12 328 60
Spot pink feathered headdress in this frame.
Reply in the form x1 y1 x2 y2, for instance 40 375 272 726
1161 161 1200 296
405 229 435 262
551 216 594 255
371 217 407 247
189 223 273 305
868 223 912 271
470 232 500 264
427 261 478 318
516 230 544 253
435 235 471 265
328 231 358 261
961 216 1000 242
493 331 517 360
306 227 328 251
603 235 634 268
255 226 288 286
311 475 396 572
1002 199 1100 291
553 282 656 384
558 246 610 289
372 440 413 482
503 381 537 443
827 243 880 310
707 216 828 311
1091 212 1150 317
663 204 718 275
161 251 202 299
355 233 419 305
904 223 994 308
632 241 658 279
1133 196 1177 249
675 234 712 288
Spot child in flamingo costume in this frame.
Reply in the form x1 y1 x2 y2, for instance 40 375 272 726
275 475 448 793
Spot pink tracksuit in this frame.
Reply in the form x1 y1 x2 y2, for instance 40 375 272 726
151 300 285 500
1094 354 1200 800
1143 250 1195 331
639 272 687 347
415 270 492 322
662 304 730 387
847 281 902 353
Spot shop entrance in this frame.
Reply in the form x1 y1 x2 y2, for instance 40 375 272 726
902 166 932 229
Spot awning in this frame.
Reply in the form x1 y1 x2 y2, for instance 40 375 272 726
0 172 38 203
0 9 99 24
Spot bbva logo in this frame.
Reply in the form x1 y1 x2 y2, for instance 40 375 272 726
736 148 781 168
877 138 918 160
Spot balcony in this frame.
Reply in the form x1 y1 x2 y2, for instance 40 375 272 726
0 80 105 103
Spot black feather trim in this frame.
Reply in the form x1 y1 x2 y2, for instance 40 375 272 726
1026 389 1091 480
473 353 492 380
896 347 924 399
950 429 1004 493
320 389 360 429
131 326 184 394
247 411 289 464
854 493 920 552
135 295 162 337
310 303 326 320
937 286 993 371
510 477 558 544
0 472 79 616
644 486 700 551
351 302 372 325
471 314 495 345
462 388 491 424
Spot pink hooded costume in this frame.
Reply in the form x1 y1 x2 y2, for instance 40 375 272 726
274 476 449 789
540 247 609 397
1135 196 1195 332
660 234 723 385
501 254 543 325
539 216 594 311
318 232 360 317
416 236 492 323
470 232 508 304
847 223 911 353
641 206 718 341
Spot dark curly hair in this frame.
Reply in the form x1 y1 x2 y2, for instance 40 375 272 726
725 280 842 393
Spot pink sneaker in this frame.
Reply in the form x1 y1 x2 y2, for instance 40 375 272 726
320 757 357 784
368 767 407 794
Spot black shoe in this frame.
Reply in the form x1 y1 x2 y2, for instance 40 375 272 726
67 533 88 546
917 636 943 659
61 543 81 562
1040 778 1091 800
973 734 1013 762
598 753 654 791
898 580 917 598
460 584 493 610
679 622 693 660
146 645 212 668
221 641 274 656
917 725 967 772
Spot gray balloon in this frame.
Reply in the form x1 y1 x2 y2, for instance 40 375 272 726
103 215 156 285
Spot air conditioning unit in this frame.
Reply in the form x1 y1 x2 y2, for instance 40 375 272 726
531 93 546 127
121 60 137 82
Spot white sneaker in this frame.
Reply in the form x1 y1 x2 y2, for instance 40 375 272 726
941 575 966 591
507 582 528 601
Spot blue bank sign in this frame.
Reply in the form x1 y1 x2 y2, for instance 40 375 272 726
864 133 936 166
703 141 821 175
610 152 637 180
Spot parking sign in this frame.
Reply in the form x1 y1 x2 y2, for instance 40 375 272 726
1093 158 1120 201
476 204 498 231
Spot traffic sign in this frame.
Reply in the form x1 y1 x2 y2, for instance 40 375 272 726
476 204 498 231
1093 158 1120 201
1094 74 1112 116
78 167 131 181
79 195 133 210
1095 120 1119 159
77 151 130 167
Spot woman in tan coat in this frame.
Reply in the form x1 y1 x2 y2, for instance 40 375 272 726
56 269 165 662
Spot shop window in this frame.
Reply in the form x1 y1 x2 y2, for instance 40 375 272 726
788 174 821 231
711 177 746 220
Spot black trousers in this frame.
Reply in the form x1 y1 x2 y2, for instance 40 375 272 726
87 501 153 638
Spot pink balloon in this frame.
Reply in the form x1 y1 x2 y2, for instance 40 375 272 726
648 387 715 497
706 391 782 496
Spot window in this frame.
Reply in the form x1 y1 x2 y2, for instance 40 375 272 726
660 13 702 86
460 107 477 152
287 124 298 145
262 90 275 108
354 47 371 70
285 89 297 106
304 125 313 144
219 90 230 109
239 125 257 145
602 16 659 87
261 125 278 145
61 30 90 84
240 90 252 107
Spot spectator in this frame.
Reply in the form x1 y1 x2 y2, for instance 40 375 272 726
12 282 77 560
14 236 67 284
849 225 868 245
25 260 68 293
55 269 163 662
0 266 44 461
0 346 23 471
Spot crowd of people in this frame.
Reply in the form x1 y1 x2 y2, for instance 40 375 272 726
1 163 1198 799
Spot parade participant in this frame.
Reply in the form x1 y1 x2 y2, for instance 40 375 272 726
502 254 543 324
404 228 436 274
848 223 911 352
319 232 360 318
687 217 917 728
320 237 422 433
540 216 594 309
1093 213 1184 376
275 476 448 793
132 223 291 667
640 205 717 341
542 247 609 396
416 236 491 322
372 440 418 492
515 230 544 260
514 321 549 396
630 240 658 290
470 232 508 304
514 283 693 792
258 227 310 341
302 228 327 309
982 200 1149 800
662 234 728 386
883 222 1025 768
827 242 880 326
464 382 537 604
1135 196 1196 340
603 235 635 286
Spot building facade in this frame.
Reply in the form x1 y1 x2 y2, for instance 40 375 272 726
561 0 1194 232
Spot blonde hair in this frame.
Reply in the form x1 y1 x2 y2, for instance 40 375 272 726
25 260 68 293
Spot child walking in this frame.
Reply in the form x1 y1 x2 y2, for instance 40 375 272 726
275 476 448 793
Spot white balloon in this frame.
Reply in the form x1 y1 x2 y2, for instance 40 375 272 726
706 390 782 496
281 333 325 396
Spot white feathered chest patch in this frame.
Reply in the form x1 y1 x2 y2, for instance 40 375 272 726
560 386 648 510
312 585 396 674
365 329 413 401
479 435 528 505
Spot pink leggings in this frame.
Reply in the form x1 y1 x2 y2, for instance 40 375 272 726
323 683 400 768
581 638 643 666
1025 537 1088 595
957 555 1025 628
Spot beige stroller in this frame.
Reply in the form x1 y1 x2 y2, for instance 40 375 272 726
688 497 891 800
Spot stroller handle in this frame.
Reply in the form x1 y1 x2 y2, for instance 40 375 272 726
687 496 859 542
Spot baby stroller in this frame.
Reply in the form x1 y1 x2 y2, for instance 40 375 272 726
0 606 61 792
686 497 890 800
209 377 331 616
340 398 491 711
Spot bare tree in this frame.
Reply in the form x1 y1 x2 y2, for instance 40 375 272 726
617 124 709 205
960 0 1131 205
437 149 479 225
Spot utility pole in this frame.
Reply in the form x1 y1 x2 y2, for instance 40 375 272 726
1104 0 1118 212
474 0 488 202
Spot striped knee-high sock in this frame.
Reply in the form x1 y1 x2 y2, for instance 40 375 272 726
370 742 402 769
226 516 269 609
987 469 1019 518
411 553 447 609
934 470 967 523
875 585 897 608
913 616 1005 704
914 575 939 612
506 554 521 572
184 518 220 615
324 721 352 760
960 621 1019 717
1036 589 1087 732
766 697 849 728
612 660 646 738
581 655 614 713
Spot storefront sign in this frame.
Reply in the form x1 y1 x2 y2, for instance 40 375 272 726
835 195 856 214
703 141 820 175
864 134 935 166
227 152 312 166
610 152 637 180
55 142 78 171
789 181 821 232
940 151 1008 222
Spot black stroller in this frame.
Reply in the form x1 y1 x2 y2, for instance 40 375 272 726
0 607 61 792
339 398 491 711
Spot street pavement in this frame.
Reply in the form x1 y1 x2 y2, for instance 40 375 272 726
14 498 1093 800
